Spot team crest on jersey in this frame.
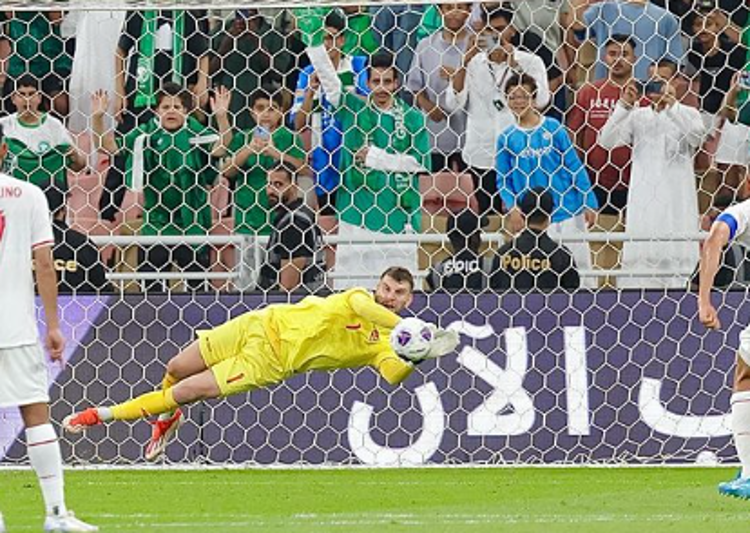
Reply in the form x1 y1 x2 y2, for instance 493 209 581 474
368 328 380 343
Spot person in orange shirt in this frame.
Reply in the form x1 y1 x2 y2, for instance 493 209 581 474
63 267 458 461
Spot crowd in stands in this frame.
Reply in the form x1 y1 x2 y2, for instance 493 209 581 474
1 1 749 293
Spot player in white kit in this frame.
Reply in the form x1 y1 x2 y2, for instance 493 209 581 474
699 196 750 499
0 124 97 531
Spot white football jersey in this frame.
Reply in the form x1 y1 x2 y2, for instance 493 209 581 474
0 173 54 348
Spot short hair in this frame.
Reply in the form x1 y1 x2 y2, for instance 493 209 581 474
504 73 537 96
268 161 298 183
156 82 193 111
249 88 285 111
14 74 40 92
448 211 482 254
380 266 415 291
324 10 346 32
369 51 398 78
604 34 637 52
483 2 514 24
655 58 679 75
520 187 554 225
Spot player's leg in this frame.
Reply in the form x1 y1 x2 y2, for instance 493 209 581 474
20 403 98 532
719 335 750 498
0 344 97 531
63 340 209 432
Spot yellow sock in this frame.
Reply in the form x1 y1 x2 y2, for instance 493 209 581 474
110 389 179 421
162 373 178 390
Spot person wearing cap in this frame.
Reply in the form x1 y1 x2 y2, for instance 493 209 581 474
490 187 580 291
41 181 112 294
426 211 491 292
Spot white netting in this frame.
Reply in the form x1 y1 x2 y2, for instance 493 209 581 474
0 1 748 466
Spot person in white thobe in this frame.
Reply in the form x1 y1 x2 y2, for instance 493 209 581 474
599 79 705 289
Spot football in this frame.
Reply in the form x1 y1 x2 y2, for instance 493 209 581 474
390 317 434 361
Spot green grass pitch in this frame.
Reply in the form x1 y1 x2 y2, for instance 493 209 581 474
1 467 749 532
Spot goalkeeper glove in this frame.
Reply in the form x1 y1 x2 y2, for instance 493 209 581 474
424 324 460 360
402 324 460 364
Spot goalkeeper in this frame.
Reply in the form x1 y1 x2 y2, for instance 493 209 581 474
63 267 458 461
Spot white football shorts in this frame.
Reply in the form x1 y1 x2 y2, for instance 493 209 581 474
0 343 49 407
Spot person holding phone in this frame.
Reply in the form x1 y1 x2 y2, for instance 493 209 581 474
598 66 706 288
443 4 550 217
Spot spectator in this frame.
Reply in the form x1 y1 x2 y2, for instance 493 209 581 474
568 34 638 286
210 9 298 131
478 4 564 96
41 181 113 294
90 83 232 291
651 0 747 42
100 9 210 222
222 89 306 236
687 9 746 118
581 0 684 81
0 75 86 192
369 5 424 80
256 163 325 293
444 5 549 216
497 74 597 280
598 71 704 288
569 35 635 216
491 187 581 290
0 11 71 116
301 16 430 287
426 211 490 292
406 2 472 172
290 10 369 215
342 6 379 57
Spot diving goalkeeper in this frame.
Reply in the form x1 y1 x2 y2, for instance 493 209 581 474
63 267 458 461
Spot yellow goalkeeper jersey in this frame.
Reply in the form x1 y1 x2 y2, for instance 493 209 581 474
260 288 414 385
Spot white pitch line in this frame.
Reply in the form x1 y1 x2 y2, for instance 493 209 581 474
8 513 750 531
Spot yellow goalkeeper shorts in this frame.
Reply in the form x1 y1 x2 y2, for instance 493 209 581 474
197 311 285 397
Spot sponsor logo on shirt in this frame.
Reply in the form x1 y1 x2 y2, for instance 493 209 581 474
518 145 553 159
368 329 380 343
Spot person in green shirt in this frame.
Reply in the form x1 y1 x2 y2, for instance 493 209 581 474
298 8 430 287
221 89 306 236
0 75 86 193
91 83 232 291
303 44 429 234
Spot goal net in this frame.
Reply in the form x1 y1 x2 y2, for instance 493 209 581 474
0 1 747 466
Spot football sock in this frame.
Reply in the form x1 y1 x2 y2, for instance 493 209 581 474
105 389 179 421
26 424 67 516
162 372 178 390
157 373 180 420
731 391 750 479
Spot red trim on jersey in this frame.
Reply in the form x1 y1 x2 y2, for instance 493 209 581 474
346 324 362 330
27 438 57 448
31 239 54 250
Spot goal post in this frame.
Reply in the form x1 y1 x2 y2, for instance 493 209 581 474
0 1 747 467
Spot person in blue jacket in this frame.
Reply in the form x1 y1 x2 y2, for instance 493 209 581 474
496 73 598 282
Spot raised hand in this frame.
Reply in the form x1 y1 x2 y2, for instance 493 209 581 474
91 89 110 117
210 86 231 117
